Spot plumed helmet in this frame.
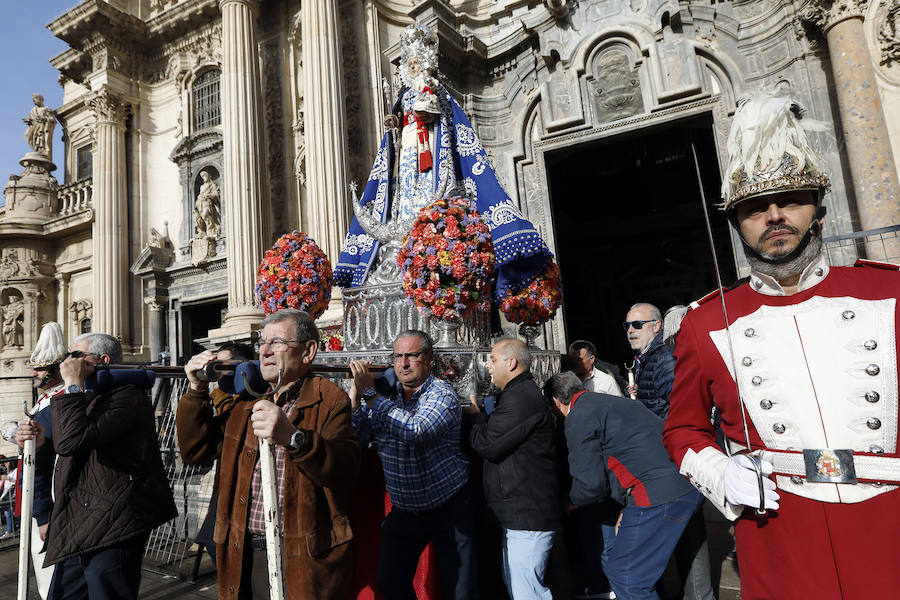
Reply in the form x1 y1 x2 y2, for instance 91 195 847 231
721 85 831 213
27 322 67 369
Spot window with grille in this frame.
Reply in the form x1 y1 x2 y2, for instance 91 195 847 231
192 69 221 131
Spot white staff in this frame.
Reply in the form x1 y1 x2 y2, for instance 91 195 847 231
243 365 287 600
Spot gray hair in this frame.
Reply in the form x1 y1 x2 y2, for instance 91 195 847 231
543 371 585 406
261 308 319 343
74 333 123 364
629 302 662 322
395 329 433 354
496 338 532 369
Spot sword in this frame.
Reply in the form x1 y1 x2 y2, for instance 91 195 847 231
691 143 768 516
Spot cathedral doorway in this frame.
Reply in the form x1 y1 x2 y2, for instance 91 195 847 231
180 299 227 361
546 113 736 368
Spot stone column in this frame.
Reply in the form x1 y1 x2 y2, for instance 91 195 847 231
301 0 350 280
803 0 900 258
144 297 165 362
55 273 70 340
217 0 267 331
87 88 130 342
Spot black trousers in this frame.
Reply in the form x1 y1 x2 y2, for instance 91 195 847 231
47 532 149 600
376 482 479 600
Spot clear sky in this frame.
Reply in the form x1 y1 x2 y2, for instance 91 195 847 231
0 3 79 202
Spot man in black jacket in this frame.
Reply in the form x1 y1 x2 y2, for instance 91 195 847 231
623 303 675 419
546 371 703 600
467 338 561 600
19 332 177 600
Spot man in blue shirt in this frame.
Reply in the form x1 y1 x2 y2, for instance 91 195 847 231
350 330 477 600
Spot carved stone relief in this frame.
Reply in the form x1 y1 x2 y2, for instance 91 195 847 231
0 249 41 280
261 39 288 235
339 0 367 186
878 0 900 66
588 48 643 124
70 300 93 325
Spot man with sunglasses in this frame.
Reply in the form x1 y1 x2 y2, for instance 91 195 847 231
349 330 477 600
178 308 360 600
17 332 176 600
663 88 900 598
623 304 673 419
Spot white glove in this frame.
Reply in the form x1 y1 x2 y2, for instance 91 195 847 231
724 453 779 510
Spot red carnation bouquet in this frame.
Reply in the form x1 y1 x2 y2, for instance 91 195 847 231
499 259 563 325
255 231 333 318
397 196 495 322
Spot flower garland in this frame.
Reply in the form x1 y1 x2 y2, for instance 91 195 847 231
255 231 333 318
397 196 495 322
499 259 563 325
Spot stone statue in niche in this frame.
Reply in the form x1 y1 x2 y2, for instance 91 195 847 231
589 49 643 123
2 294 25 348
191 170 220 265
194 170 221 238
24 94 56 159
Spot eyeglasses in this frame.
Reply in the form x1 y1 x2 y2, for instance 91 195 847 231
254 338 303 352
392 351 428 362
622 320 658 331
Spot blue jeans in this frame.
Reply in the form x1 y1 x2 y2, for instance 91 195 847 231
603 489 704 600
501 528 555 600
47 532 148 600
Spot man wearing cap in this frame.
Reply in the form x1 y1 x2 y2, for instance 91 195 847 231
662 87 900 598
14 322 67 598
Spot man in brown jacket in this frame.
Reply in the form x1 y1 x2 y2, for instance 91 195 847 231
177 308 360 600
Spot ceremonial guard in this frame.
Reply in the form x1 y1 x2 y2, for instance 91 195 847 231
662 87 900 599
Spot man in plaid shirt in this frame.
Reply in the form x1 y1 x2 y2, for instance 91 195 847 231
350 330 477 600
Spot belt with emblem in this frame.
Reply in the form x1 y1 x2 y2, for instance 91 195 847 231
728 440 900 485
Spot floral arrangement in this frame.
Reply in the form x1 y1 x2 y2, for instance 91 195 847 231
499 259 563 325
255 231 333 318
397 196 495 322
320 325 344 351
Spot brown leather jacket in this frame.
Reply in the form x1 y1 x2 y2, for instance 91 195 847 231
47 385 177 565
176 376 360 600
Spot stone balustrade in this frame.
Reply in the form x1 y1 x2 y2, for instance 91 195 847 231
57 177 93 216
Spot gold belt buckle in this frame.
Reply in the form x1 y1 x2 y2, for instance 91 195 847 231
803 449 858 484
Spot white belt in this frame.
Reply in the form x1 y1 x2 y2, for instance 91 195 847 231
727 440 900 485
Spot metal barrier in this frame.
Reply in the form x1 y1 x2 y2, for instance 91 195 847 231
143 378 217 580
823 224 900 266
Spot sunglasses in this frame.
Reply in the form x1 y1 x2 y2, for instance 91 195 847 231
622 319 658 331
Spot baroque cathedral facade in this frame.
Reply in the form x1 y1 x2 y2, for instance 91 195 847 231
0 0 898 439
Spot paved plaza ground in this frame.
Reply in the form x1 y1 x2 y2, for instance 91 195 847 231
0 503 740 599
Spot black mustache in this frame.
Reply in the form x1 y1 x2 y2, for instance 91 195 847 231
757 223 799 245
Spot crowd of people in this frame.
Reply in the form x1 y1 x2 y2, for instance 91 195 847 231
7 86 900 600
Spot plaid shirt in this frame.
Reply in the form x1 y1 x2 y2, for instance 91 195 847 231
352 375 468 511
247 382 301 536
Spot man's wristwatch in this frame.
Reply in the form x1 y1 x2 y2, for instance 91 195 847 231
65 384 84 394
288 429 308 452
362 387 379 402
